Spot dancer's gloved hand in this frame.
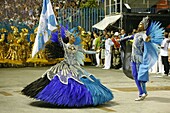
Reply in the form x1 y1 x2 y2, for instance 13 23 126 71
145 36 151 42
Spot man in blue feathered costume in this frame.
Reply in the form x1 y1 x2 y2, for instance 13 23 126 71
120 16 164 101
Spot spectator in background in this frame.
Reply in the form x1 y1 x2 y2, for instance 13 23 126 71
71 1 77 9
168 32 170 63
111 32 121 69
160 32 169 76
100 30 107 66
103 34 114 69
93 32 101 67
90 31 97 66
120 29 127 68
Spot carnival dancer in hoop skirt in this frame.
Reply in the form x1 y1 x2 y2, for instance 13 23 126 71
22 26 113 107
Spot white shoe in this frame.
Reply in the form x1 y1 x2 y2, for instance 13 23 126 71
102 67 109 69
162 74 168 77
141 93 148 99
135 96 144 101
96 65 100 67
135 93 148 101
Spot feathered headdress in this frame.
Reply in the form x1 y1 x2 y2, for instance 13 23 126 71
50 25 68 43
51 26 81 46
140 16 149 30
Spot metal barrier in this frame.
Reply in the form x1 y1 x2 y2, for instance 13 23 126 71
57 8 105 31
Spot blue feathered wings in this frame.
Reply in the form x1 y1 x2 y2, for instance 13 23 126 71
138 21 164 81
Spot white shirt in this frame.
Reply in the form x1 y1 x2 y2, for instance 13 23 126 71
105 38 114 55
160 38 169 56
92 38 97 49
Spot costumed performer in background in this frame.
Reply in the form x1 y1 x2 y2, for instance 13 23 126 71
119 16 164 101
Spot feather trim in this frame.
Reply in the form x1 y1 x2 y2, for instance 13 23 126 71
146 21 164 45
35 76 93 107
21 75 50 98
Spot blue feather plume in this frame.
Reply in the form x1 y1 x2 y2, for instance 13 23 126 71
65 24 69 30
35 74 113 107
74 36 82 45
146 21 164 45
69 27 78 33
75 50 85 65
80 75 113 106
51 31 59 43
50 25 68 43
138 21 164 81
60 25 66 39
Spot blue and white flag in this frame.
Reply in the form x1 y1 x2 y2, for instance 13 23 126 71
32 0 58 57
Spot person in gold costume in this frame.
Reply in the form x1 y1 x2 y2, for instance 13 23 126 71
0 28 8 64
17 28 29 63
81 30 92 63
5 26 23 66
27 34 35 58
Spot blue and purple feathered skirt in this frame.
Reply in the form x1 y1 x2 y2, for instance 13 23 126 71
22 67 113 107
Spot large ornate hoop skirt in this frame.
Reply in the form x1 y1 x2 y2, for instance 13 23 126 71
22 64 113 107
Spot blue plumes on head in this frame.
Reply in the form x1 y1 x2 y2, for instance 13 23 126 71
51 31 59 43
51 26 82 45
60 25 66 39
65 24 69 30
50 25 69 43
74 36 81 45
70 27 78 33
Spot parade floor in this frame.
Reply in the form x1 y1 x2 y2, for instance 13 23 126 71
0 66 170 113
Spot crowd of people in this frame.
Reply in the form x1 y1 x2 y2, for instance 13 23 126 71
90 30 123 69
0 0 101 28
0 0 103 45
0 0 170 76
1 0 41 27
90 28 170 76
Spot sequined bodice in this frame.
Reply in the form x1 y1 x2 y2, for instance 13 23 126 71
64 43 79 65
45 43 93 84
131 32 145 63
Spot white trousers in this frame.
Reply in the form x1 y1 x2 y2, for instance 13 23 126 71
158 54 164 74
96 53 100 66
104 53 111 69
149 54 164 74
